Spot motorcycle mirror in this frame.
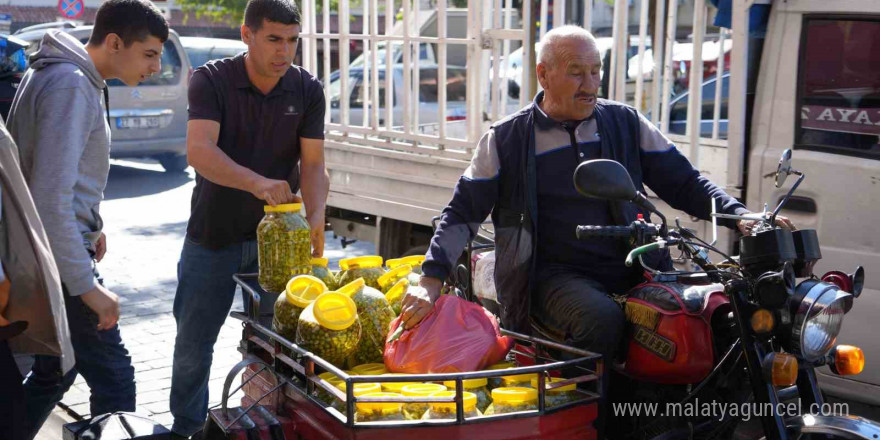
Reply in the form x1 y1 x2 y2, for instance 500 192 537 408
775 149 793 188
574 159 638 202
850 266 865 298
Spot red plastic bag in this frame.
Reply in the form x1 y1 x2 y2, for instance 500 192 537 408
384 295 514 373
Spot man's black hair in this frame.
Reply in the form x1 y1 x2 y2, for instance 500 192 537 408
89 0 169 47
244 0 301 31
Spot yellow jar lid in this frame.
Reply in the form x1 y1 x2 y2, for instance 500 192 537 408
339 256 384 270
491 387 538 405
530 376 577 393
377 264 412 289
336 278 366 297
351 364 388 376
318 371 353 382
336 382 383 397
442 378 488 389
384 279 409 304
378 374 419 393
501 373 536 385
428 391 477 413
285 275 327 308
311 257 329 267
485 361 515 371
312 291 358 330
401 383 446 397
264 203 302 213
356 392 404 413
387 255 426 269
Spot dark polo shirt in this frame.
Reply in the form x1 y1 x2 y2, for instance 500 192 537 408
186 53 325 249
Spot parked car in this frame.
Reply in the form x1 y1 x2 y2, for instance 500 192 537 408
0 35 30 122
180 36 247 68
328 64 468 127
665 71 729 138
17 26 191 173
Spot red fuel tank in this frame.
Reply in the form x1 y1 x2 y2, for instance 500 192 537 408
623 281 728 384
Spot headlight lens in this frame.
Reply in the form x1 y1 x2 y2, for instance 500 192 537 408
792 281 853 362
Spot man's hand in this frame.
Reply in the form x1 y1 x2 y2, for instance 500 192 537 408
737 214 796 236
0 276 10 327
307 209 325 257
95 233 107 263
250 177 299 206
80 284 120 331
399 276 443 329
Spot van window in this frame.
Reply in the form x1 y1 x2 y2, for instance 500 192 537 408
105 39 183 87
796 18 880 158
350 71 393 108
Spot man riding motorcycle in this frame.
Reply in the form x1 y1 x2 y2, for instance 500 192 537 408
399 25 793 435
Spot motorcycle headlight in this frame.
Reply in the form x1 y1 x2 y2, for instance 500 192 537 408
791 280 853 362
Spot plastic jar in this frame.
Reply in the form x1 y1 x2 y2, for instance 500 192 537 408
335 278 396 366
257 203 311 293
350 363 388 376
331 382 382 413
401 383 447 420
378 374 420 393
355 392 405 422
377 264 413 294
530 376 580 408
384 279 409 316
483 387 538 415
337 256 387 290
310 257 338 290
423 391 480 420
387 256 425 285
484 361 515 390
499 372 536 389
443 378 492 413
272 275 327 342
295 291 362 368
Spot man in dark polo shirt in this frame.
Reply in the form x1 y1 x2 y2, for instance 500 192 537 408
169 0 328 436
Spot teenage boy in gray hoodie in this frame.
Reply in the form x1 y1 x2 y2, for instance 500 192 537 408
7 1 169 437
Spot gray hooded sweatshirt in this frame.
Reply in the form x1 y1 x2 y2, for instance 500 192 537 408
7 30 110 297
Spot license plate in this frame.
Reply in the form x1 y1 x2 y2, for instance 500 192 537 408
116 116 161 129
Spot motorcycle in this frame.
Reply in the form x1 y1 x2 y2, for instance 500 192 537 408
451 149 880 440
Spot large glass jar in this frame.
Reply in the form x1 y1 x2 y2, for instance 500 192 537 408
443 378 491 413
355 392 405 422
295 291 362 368
530 376 580 408
310 257 338 290
257 203 311 293
337 256 387 290
483 387 538 415
272 275 326 342
401 383 447 420
422 391 481 420
499 372 536 389
313 370 355 406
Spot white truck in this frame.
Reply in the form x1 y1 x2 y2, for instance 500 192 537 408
298 0 880 407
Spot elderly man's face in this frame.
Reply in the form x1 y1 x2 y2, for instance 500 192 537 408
539 38 602 120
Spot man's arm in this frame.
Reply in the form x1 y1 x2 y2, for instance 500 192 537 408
28 87 119 329
299 137 329 257
636 112 749 229
185 70 295 206
400 130 501 328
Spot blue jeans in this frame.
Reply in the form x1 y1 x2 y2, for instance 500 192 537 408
170 237 257 436
23 274 136 440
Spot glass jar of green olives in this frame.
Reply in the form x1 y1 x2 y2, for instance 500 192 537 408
257 203 311 293
295 291 362 368
310 257 338 290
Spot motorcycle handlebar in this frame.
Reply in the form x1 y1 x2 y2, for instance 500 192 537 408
576 225 634 240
